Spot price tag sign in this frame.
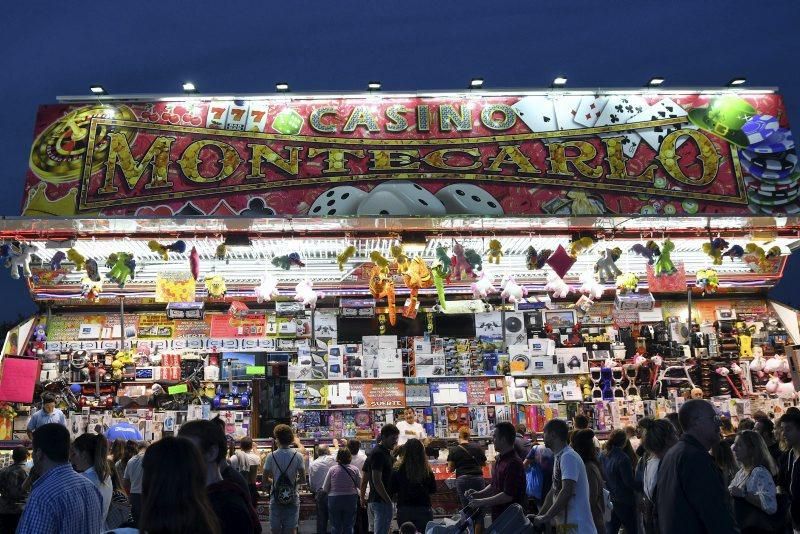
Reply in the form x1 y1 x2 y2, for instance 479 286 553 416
246 366 266 375
168 384 188 395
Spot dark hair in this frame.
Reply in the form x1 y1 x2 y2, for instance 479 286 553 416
273 424 294 446
640 418 678 456
347 439 361 456
400 522 418 534
32 423 70 462
141 437 221 534
240 437 254 452
571 429 599 465
111 439 126 463
779 410 800 431
398 439 432 485
720 416 735 434
336 448 352 465
11 446 27 463
605 429 628 452
73 433 111 482
544 418 570 443
515 423 527 435
178 420 227 464
574 415 589 429
711 440 737 478
678 399 714 433
737 418 756 432
41 392 56 404
494 421 517 446
755 415 775 434
664 412 682 435
735 430 777 476
380 424 400 440
124 439 139 462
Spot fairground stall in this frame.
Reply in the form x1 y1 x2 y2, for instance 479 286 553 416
1 88 799 523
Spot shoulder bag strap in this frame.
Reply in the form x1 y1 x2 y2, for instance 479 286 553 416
459 444 483 467
341 465 359 490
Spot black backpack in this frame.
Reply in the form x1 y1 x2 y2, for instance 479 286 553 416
272 451 298 506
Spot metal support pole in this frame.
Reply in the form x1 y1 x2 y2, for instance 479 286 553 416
687 287 694 358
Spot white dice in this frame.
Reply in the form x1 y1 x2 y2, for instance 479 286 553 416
435 183 504 215
308 186 367 216
357 181 446 216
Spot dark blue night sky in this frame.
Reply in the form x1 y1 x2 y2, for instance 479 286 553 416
0 0 798 322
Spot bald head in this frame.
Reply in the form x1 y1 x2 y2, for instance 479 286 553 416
678 399 721 449
317 444 330 457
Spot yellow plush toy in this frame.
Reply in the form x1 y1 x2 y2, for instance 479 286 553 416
205 275 227 298
487 239 503 264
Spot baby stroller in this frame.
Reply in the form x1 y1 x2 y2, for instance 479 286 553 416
486 504 532 533
425 506 481 534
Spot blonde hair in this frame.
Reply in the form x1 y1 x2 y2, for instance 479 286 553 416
735 430 777 476
458 426 471 441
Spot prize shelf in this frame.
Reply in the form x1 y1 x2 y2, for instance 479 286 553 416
291 374 589 381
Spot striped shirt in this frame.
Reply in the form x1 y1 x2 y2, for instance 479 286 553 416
16 463 104 534
323 464 362 496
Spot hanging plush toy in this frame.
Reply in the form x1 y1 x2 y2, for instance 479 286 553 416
766 246 782 260
526 248 552 270
487 239 503 264
451 242 478 280
294 280 325 309
85 259 100 282
254 272 280 303
188 247 200 280
50 251 66 271
369 264 396 326
777 380 797 400
80 276 103 301
731 363 749 396
630 241 660 264
470 270 497 299
715 367 742 398
579 269 604 299
569 237 595 257
500 274 528 303
272 252 305 270
702 238 729 265
432 265 448 310
595 247 622 283
616 272 639 294
544 272 571 298
369 251 391 273
106 253 135 287
654 239 677 276
337 245 356 271
696 269 719 295
204 275 227 298
435 246 451 277
464 247 483 273
722 245 745 261
401 257 433 297
148 240 187 260
390 245 410 274
67 248 86 270
9 244 38 279
215 243 228 261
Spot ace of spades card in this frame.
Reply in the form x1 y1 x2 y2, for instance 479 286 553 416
627 98 691 151
594 95 648 157
512 96 558 132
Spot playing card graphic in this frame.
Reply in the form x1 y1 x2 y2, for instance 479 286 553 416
553 95 584 130
574 95 609 127
628 98 691 150
595 95 648 157
513 96 558 132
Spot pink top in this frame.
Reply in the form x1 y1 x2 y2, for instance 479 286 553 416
322 463 362 496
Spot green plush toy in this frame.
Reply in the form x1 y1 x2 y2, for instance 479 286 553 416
654 239 677 276
464 248 483 272
435 246 451 277
106 253 136 287
432 265 447 310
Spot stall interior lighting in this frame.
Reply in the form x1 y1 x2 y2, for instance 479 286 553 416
89 85 106 95
552 76 568 87
470 78 484 89
728 78 747 87
647 77 665 87
275 82 290 93
367 81 382 91
182 82 197 93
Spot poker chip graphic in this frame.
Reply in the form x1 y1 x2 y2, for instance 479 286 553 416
742 114 779 145
741 148 798 172
740 157 795 181
748 128 795 154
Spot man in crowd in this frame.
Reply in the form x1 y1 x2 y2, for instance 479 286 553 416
779 408 800 532
396 407 426 445
16 423 104 534
264 424 306 534
179 420 261 534
25 392 66 439
123 441 147 525
369 424 400 534
467 421 526 522
0 445 29 534
754 412 782 468
656 399 736 533
514 423 532 460
532 418 596 533
347 438 367 471
574 414 600 449
308 444 337 534
230 436 262 505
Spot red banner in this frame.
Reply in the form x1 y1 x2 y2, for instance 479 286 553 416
22 91 799 217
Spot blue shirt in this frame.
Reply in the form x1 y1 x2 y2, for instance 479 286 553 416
26 408 66 432
16 463 104 534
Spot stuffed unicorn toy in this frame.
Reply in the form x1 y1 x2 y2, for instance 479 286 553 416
9 243 38 279
254 273 280 303
500 275 528 303
544 272 570 298
579 269 604 299
470 270 497 299
294 280 325 309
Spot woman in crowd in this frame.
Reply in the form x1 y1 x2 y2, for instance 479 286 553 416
571 428 606 534
603 429 638 534
639 417 678 534
712 439 739 488
323 447 362 534
109 439 126 466
140 436 221 534
71 433 113 522
390 438 437 532
729 430 779 534
447 426 487 534
115 440 138 485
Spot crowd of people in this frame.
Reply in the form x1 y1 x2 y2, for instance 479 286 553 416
4 399 800 533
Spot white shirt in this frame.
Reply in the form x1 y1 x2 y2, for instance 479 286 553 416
82 466 112 521
350 450 367 471
123 452 145 494
553 446 597 534
729 466 777 514
308 454 337 493
643 457 660 501
230 451 261 472
396 420 426 445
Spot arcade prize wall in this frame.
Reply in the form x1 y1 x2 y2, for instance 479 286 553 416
1 88 800 458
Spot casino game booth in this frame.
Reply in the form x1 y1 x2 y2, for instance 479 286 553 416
1 88 799 527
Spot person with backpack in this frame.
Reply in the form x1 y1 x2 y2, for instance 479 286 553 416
264 424 307 534
447 426 487 534
324 447 362 534
0 446 29 534
309 444 337 534
179 420 261 534
523 438 554 514
230 437 262 506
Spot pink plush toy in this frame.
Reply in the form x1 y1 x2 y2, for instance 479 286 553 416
470 271 497 299
544 272 571 298
715 367 742 398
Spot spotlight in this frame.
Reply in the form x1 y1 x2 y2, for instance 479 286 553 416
727 78 746 87
367 81 381 91
551 76 567 88
89 85 106 95
647 77 665 87
275 82 290 92
469 78 484 89
182 82 197 93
